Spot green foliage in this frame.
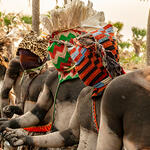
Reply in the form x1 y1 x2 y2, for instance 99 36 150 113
118 41 131 49
119 49 146 69
4 16 11 26
131 27 146 40
117 41 146 69
55 5 60 9
114 25 147 69
0 12 32 34
45 11 51 18
141 42 146 50
129 55 143 64
21 16 32 24
0 10 146 70
113 22 124 32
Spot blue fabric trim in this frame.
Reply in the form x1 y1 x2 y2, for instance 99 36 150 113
93 82 105 88
105 27 114 33
93 31 102 37
98 28 104 32
75 47 87 65
98 37 108 43
68 46 80 60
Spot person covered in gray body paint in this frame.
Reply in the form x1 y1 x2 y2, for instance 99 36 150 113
0 31 85 150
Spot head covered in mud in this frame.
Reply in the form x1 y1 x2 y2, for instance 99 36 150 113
16 31 48 70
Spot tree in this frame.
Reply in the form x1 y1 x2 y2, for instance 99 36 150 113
131 27 146 56
147 10 150 65
32 0 40 35
112 22 124 42
140 0 150 65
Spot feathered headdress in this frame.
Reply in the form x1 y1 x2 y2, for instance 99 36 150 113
40 0 106 83
41 0 105 34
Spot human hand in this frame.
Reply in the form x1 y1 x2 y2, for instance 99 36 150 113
0 118 9 132
3 105 23 118
2 128 30 147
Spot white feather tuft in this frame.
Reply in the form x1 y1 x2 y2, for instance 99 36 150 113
40 0 105 34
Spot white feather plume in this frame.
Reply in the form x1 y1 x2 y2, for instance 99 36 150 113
40 0 105 34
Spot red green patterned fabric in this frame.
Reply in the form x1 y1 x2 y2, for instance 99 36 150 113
48 29 85 83
68 24 125 97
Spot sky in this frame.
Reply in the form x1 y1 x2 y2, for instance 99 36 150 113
0 0 150 40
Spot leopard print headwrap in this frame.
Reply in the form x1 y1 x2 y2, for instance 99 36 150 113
17 31 48 62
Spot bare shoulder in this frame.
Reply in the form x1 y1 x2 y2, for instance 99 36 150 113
78 86 93 98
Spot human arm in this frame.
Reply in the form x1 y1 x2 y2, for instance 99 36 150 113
0 81 54 131
0 57 22 117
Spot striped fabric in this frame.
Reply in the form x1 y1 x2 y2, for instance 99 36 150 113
48 29 85 83
68 24 125 97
